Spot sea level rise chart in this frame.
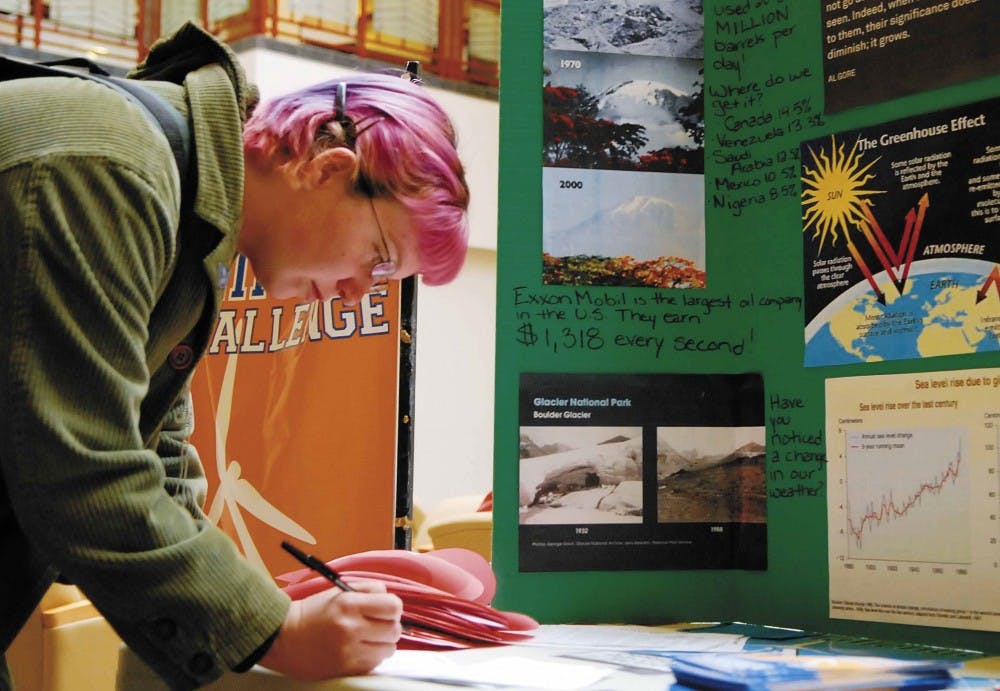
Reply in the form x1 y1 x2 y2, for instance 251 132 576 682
845 428 968 564
826 369 1000 631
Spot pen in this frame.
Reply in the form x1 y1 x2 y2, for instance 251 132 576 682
280 541 355 592
281 541 417 636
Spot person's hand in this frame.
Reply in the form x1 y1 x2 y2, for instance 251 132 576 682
259 580 403 680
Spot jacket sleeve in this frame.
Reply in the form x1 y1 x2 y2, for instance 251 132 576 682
157 389 211 516
0 91 287 688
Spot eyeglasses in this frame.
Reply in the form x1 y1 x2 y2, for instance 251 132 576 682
328 61 417 292
368 196 396 291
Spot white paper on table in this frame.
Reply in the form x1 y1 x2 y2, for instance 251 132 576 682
562 646 796 675
374 650 613 690
526 624 748 652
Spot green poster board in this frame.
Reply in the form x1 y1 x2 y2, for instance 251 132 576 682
493 1 1000 653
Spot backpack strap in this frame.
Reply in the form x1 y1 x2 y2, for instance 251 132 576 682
0 55 192 209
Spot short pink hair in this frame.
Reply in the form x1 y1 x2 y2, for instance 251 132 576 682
243 73 470 285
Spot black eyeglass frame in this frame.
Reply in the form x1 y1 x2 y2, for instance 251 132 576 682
326 61 422 289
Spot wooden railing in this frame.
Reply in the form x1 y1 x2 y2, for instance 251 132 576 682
0 0 499 87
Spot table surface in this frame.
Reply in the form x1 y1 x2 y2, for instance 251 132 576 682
116 643 678 690
115 628 1000 691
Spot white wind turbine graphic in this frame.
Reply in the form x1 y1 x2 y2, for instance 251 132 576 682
206 341 315 573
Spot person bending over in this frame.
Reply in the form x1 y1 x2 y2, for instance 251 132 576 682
0 21 468 690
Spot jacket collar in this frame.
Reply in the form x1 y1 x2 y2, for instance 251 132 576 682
129 22 256 313
129 22 256 238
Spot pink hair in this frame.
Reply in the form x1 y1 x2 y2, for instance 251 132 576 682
243 73 470 285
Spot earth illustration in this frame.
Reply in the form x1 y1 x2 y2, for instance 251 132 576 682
805 259 1000 366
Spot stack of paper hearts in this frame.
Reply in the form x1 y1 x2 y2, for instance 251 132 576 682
276 548 540 650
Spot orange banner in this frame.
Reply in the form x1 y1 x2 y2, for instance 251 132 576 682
190 255 401 577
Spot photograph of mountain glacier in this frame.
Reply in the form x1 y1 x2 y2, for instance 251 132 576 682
543 49 703 173
542 167 705 288
518 372 766 571
541 45 705 288
657 426 767 524
519 426 644 525
543 0 703 59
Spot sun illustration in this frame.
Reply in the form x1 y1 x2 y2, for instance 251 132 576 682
802 135 884 254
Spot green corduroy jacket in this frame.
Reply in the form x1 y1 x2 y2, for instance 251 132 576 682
0 24 288 689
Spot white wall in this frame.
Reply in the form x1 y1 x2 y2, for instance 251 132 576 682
239 46 498 512
411 246 496 510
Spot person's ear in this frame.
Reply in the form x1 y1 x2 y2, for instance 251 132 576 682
300 147 358 189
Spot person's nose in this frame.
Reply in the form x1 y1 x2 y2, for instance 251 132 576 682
337 276 368 307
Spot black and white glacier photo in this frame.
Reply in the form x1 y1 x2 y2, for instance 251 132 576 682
519 426 644 525
543 0 703 59
656 426 767 524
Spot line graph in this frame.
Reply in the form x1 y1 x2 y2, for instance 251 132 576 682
845 428 969 563
826 369 1000 632
847 445 962 544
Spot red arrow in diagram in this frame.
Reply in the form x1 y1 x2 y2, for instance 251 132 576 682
844 236 887 305
857 194 928 296
976 265 1000 304
898 193 929 288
